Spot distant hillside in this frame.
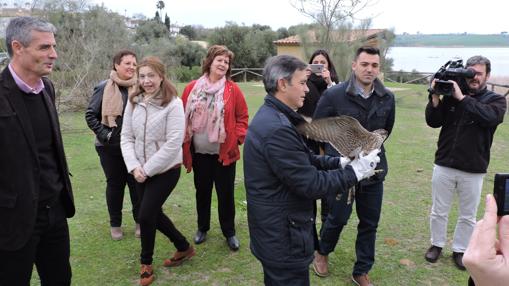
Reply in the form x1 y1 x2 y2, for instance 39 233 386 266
394 34 509 47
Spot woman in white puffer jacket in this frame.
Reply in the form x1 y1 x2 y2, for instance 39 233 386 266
121 56 194 286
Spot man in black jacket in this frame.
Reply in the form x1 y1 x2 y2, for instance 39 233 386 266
313 46 395 286
424 55 506 270
0 17 75 285
244 55 380 286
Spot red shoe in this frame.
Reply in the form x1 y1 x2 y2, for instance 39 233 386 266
139 264 154 286
163 245 195 267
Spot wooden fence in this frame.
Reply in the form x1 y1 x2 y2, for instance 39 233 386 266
231 68 263 82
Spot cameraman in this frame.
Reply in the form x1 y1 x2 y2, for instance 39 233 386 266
424 55 507 270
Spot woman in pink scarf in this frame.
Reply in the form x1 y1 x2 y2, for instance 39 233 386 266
182 45 248 251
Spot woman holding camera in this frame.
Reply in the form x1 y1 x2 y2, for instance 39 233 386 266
298 49 339 121
296 49 339 261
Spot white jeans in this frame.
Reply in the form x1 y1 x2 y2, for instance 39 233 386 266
429 164 485 252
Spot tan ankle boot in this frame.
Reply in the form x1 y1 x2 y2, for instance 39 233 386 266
110 227 123 240
135 224 141 238
312 251 329 277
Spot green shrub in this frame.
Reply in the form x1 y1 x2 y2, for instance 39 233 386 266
169 66 202 82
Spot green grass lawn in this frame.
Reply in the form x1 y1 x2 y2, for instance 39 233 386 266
33 82 508 285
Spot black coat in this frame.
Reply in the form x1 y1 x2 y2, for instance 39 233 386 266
0 67 74 251
314 74 396 185
243 95 357 269
425 88 506 173
85 80 129 146
297 74 330 118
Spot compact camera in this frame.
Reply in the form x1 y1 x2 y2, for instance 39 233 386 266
430 59 476 96
493 173 509 216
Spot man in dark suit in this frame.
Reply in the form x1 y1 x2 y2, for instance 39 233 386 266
0 17 75 285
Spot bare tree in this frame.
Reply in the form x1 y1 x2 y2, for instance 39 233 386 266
291 0 372 45
291 0 394 80
31 0 133 111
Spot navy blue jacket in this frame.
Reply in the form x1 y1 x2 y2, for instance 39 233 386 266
425 88 506 173
244 95 357 269
314 75 396 185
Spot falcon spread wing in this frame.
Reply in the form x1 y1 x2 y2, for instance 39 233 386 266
297 115 387 159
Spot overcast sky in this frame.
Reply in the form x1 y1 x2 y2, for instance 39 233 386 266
91 0 508 34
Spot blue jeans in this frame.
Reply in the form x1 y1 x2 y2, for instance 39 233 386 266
318 182 384 275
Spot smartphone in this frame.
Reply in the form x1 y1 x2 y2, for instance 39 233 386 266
309 64 324 74
493 173 509 216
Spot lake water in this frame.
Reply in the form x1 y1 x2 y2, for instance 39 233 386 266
387 47 509 77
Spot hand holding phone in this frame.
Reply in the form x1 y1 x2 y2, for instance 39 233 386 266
493 173 509 216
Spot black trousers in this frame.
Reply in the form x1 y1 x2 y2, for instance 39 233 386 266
0 200 71 286
319 182 384 275
96 145 139 227
261 263 310 286
136 167 190 265
192 153 236 237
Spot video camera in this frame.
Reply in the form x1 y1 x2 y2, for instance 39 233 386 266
429 59 476 96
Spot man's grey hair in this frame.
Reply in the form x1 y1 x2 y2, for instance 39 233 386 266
263 55 307 95
466 55 491 74
6 17 56 57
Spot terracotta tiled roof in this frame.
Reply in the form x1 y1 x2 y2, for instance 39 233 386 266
274 29 387 46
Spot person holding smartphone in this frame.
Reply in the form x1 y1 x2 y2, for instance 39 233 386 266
463 193 509 286
297 49 339 121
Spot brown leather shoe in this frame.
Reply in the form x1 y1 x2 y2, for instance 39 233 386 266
424 245 442 263
452 252 466 270
163 245 195 267
139 264 154 286
352 274 374 286
312 251 329 277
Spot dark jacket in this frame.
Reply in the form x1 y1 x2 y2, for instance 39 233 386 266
314 74 396 184
85 80 129 146
244 95 358 269
425 88 506 173
298 74 331 118
0 67 74 251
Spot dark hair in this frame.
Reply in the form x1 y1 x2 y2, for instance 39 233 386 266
202 45 234 79
466 55 491 74
263 55 307 95
354 46 380 60
6 16 56 57
129 56 177 106
112 49 137 71
309 49 339 83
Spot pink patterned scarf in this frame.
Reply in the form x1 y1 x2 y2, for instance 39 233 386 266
184 74 226 143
